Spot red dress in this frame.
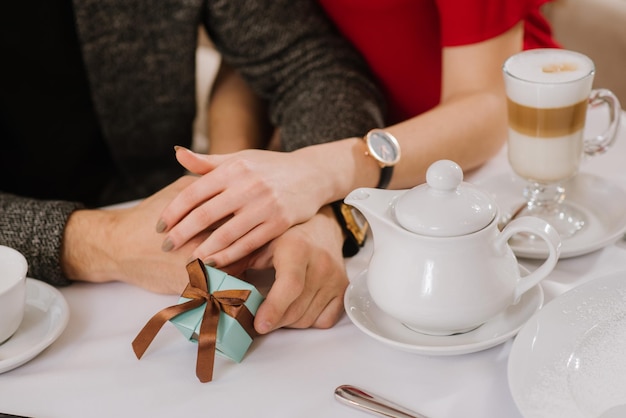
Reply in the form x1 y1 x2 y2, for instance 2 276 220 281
318 0 559 123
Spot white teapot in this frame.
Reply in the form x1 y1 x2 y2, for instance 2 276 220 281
344 160 561 335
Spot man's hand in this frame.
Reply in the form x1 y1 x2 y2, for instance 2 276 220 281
61 178 349 334
224 205 349 334
61 176 209 294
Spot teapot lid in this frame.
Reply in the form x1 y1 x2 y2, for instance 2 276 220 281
394 160 496 236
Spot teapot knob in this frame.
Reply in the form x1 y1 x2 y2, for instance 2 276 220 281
394 159 496 236
426 160 463 191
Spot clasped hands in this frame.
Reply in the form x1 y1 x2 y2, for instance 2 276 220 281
155 146 349 334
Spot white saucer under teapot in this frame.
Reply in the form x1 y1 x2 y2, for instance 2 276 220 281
344 160 561 336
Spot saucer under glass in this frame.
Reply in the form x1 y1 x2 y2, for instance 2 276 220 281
478 172 626 259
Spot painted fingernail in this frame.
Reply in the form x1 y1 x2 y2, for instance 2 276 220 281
161 238 174 252
203 259 217 267
155 219 167 233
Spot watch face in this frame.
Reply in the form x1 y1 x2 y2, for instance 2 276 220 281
367 130 400 165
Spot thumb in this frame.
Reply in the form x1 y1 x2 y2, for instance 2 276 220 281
253 244 306 334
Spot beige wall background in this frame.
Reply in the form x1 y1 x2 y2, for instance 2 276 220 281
543 0 626 105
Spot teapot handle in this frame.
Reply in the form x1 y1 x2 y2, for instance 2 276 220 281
496 217 562 301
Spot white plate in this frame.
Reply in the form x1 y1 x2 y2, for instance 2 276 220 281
0 279 70 374
476 172 626 259
344 268 543 356
508 271 626 418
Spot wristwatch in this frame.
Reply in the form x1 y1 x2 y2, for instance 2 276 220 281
363 129 401 189
331 201 369 257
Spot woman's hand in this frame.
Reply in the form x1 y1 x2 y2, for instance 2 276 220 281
156 146 331 267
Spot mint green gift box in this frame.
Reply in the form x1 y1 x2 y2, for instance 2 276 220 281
170 266 264 363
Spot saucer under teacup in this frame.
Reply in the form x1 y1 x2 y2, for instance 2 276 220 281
0 279 69 374
344 267 543 356
476 172 626 259
402 321 483 337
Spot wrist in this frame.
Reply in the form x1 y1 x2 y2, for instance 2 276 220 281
61 209 117 283
294 137 381 204
319 204 346 252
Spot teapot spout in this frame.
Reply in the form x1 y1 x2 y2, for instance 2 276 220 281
344 188 405 236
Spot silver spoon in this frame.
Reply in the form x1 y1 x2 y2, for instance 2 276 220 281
335 385 430 418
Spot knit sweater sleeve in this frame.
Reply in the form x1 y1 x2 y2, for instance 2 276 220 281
0 192 83 286
204 0 386 151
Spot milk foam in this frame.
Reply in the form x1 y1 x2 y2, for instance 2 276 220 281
504 49 595 108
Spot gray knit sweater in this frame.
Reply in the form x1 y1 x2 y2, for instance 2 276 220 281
0 0 385 286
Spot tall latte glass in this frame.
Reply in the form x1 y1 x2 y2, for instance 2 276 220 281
503 49 621 238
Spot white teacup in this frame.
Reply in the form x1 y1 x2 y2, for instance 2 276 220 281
0 245 28 344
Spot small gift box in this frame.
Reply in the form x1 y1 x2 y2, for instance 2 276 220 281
171 264 264 363
132 259 264 382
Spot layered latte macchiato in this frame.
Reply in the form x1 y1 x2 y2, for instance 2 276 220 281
501 49 620 238
503 49 594 183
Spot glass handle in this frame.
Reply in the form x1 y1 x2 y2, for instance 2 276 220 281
584 88 622 156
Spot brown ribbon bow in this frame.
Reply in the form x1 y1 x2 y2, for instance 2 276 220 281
132 259 257 382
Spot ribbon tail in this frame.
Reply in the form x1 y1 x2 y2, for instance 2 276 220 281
132 299 204 359
195 300 220 382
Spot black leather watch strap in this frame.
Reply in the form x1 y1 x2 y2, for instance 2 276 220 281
331 201 368 257
377 166 393 189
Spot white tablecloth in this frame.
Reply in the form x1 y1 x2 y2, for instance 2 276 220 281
1 111 625 418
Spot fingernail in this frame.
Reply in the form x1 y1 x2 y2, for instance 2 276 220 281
161 238 174 252
155 219 167 233
256 321 273 334
174 145 192 153
203 259 217 267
